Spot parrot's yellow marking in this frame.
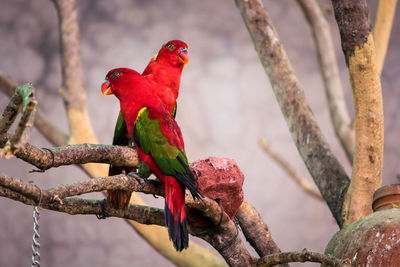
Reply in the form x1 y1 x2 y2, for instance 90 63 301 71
137 107 147 120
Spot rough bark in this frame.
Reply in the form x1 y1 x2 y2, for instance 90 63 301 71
257 249 350 267
331 0 384 226
236 200 286 265
297 0 354 163
0 83 37 157
234 0 350 227
0 72 68 146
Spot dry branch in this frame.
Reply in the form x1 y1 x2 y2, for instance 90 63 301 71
0 137 138 171
0 71 68 146
236 200 286 265
0 83 37 157
257 249 350 267
331 0 384 226
297 0 354 163
234 0 350 227
373 0 398 74
259 139 322 200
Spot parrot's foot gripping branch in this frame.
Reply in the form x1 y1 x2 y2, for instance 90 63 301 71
127 172 146 189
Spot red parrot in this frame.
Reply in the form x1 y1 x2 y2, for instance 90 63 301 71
102 67 201 251
107 40 189 211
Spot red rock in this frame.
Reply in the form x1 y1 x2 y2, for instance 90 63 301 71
190 157 245 220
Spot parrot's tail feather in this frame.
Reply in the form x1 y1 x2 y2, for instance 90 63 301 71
165 201 188 251
107 190 133 211
164 178 188 251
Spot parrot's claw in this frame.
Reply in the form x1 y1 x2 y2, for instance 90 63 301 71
96 199 107 220
127 172 146 189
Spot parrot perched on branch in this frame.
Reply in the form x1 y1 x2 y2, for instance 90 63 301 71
107 40 189 211
101 67 201 251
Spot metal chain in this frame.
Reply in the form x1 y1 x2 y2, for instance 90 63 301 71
30 182 42 267
31 206 40 267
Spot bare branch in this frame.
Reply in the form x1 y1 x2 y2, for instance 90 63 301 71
0 186 165 225
0 71 68 146
0 137 138 171
0 83 37 157
331 0 384 225
236 200 286 265
0 173 161 204
297 0 354 163
234 0 350 227
257 249 350 267
189 197 257 266
373 0 398 74
259 139 322 200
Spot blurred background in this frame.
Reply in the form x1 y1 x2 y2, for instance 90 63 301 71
0 0 399 266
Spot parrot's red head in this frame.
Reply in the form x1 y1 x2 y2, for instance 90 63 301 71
101 67 148 98
154 40 189 66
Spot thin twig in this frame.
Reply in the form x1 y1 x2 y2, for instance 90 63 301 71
234 0 349 227
297 0 354 163
259 139 322 200
0 173 162 204
0 71 68 146
257 249 350 267
0 83 37 157
373 0 398 74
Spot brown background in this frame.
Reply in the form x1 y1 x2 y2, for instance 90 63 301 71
0 0 399 266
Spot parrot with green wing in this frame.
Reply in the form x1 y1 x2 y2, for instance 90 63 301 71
102 67 200 251
107 40 189 211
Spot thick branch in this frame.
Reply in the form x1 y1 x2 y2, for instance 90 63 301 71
373 0 398 74
331 0 384 225
234 0 350 227
0 71 68 146
189 197 257 266
236 200 286 265
297 0 354 163
0 138 138 171
259 139 322 200
0 83 37 157
257 249 350 267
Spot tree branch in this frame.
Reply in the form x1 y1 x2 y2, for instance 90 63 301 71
0 71 68 146
234 0 350 227
0 83 37 157
373 0 398 74
0 136 138 171
257 249 350 267
297 0 354 163
236 200 286 265
331 0 384 226
259 139 322 200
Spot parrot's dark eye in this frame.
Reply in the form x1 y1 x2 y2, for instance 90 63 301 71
111 71 122 78
165 43 175 51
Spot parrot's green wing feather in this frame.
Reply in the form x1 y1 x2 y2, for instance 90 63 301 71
112 112 132 146
133 108 199 198
171 102 177 118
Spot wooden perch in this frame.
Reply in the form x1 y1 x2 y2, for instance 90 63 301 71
257 248 350 267
297 0 354 163
234 0 350 227
331 0 384 226
0 83 37 157
259 139 322 201
373 0 398 74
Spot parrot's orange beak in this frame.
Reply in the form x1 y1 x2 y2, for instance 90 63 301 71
101 79 112 95
178 48 189 65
